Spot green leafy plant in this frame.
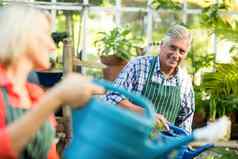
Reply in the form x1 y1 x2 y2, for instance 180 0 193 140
94 27 140 61
187 53 215 75
200 58 238 120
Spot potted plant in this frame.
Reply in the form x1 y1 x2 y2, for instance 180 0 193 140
94 26 140 81
198 58 238 139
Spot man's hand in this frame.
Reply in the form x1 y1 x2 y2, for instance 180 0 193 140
155 113 170 131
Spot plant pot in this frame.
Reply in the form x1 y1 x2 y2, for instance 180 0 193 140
102 65 126 81
100 55 128 81
231 123 238 139
229 112 238 139
192 112 207 129
228 112 237 124
100 55 127 66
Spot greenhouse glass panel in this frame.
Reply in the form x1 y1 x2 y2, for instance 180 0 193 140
120 11 147 56
83 10 116 77
41 10 82 70
86 10 116 56
152 11 183 42
89 0 116 6
121 0 147 8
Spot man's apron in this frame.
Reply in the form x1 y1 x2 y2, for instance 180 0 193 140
141 57 181 123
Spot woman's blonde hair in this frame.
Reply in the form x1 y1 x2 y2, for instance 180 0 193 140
0 4 52 66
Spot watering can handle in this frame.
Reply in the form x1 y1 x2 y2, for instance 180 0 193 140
168 124 190 135
92 79 155 119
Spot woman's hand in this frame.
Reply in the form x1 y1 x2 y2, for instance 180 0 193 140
54 73 105 107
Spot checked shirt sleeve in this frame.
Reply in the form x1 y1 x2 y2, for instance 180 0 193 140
105 60 138 104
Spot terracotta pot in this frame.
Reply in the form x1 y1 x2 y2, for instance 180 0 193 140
100 55 127 66
103 64 126 81
100 55 128 81
231 123 238 139
228 112 237 123
229 112 238 139
192 112 207 129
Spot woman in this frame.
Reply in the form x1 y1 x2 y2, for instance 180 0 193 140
0 4 104 159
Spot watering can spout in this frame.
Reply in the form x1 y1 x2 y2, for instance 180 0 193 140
183 144 214 159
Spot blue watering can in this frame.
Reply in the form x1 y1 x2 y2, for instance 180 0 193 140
63 79 212 159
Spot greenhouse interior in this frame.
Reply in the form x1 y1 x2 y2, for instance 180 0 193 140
0 0 238 159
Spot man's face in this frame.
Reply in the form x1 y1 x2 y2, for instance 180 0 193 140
159 38 190 69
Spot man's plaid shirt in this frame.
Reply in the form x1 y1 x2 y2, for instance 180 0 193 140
105 56 195 132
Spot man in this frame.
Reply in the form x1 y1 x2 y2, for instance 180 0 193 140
105 24 195 132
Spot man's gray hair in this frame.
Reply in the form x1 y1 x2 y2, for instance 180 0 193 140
162 24 192 48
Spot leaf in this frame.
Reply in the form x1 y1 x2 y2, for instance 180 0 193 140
200 58 238 119
94 26 142 60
